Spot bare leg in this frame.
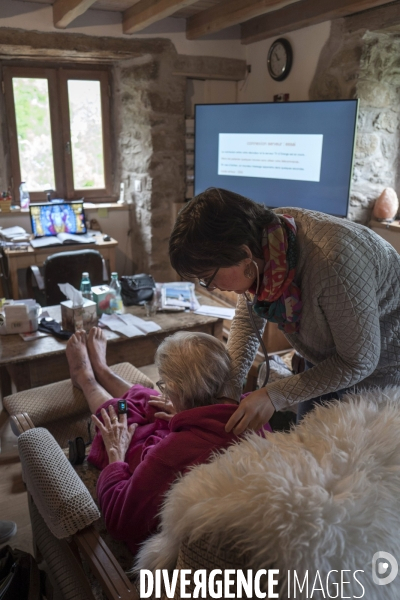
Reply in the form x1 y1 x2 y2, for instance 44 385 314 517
87 327 132 398
66 331 112 414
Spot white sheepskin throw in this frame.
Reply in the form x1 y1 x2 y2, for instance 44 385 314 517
136 387 400 598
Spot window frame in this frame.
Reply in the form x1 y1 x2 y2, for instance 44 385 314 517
3 65 113 204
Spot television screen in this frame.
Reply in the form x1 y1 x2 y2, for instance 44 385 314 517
194 100 359 218
29 201 87 237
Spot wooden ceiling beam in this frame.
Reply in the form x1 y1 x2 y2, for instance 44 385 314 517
186 0 299 40
53 0 97 29
241 0 397 44
123 0 199 34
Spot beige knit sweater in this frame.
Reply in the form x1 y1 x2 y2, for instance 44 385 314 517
226 208 400 411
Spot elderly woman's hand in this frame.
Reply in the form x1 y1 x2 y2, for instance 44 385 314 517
148 395 177 422
91 404 137 464
225 388 275 435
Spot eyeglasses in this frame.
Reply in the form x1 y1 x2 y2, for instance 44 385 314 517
156 380 166 394
198 267 219 290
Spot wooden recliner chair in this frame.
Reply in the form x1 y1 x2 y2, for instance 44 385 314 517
4 362 154 600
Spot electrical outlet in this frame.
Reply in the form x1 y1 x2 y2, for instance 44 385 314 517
134 179 142 192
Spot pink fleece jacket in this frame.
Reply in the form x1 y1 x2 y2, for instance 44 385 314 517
88 384 271 554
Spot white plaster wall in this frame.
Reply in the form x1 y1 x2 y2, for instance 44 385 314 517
0 0 244 59
238 22 331 102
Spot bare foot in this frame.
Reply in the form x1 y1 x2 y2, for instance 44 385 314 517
87 327 108 378
66 330 96 390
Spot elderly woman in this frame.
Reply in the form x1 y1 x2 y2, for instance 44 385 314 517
65 327 253 554
169 188 400 432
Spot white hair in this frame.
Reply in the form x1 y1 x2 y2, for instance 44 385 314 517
155 331 231 410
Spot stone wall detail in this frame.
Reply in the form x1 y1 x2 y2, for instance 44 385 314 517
310 15 400 224
115 47 186 281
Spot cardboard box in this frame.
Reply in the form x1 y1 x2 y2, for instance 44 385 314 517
61 299 98 333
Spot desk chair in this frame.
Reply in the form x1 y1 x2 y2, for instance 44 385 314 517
27 249 106 306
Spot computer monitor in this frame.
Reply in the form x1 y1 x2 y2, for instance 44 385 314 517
194 100 359 218
29 201 87 238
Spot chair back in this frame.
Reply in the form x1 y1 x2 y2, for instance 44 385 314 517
44 249 104 305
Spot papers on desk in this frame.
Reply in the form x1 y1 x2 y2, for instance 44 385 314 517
99 313 161 337
0 226 30 243
194 305 235 320
20 330 50 341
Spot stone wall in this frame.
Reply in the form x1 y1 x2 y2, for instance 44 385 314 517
115 45 186 281
310 17 400 224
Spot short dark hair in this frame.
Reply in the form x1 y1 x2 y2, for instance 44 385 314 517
169 188 278 279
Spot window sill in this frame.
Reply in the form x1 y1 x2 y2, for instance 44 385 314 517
1 202 133 216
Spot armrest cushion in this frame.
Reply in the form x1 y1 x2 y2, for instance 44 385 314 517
18 427 100 539
4 362 154 427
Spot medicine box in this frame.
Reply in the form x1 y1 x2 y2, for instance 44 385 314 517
92 284 114 316
0 300 41 335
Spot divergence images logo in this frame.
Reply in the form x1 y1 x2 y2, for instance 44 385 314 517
372 552 398 586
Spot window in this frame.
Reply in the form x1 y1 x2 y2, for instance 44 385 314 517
3 66 113 203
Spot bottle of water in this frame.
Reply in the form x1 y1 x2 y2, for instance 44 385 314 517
80 272 93 301
109 272 123 313
19 182 30 210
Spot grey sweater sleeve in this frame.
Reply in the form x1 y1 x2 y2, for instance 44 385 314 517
225 293 266 401
266 256 381 411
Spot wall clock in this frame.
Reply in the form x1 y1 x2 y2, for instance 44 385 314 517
267 38 293 82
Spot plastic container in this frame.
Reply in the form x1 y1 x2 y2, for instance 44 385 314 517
80 272 93 301
109 272 123 313
19 182 30 210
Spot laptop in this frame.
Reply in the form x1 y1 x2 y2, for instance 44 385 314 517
29 201 95 248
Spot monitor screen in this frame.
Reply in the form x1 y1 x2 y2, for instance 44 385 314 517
194 100 359 218
29 201 87 237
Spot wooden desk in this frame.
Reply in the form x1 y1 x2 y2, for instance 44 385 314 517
4 237 118 300
0 300 223 397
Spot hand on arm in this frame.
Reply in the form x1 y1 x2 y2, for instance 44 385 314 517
225 388 275 435
91 404 137 464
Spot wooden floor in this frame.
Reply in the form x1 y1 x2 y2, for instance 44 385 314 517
0 362 159 557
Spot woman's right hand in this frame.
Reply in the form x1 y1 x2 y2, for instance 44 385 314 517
225 388 275 435
91 404 137 464
148 395 176 422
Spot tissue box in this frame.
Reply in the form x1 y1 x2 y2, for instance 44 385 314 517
92 284 115 316
61 299 98 333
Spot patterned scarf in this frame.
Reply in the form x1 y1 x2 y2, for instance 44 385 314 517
250 215 302 334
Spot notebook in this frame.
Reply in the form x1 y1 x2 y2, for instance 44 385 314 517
29 201 95 248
